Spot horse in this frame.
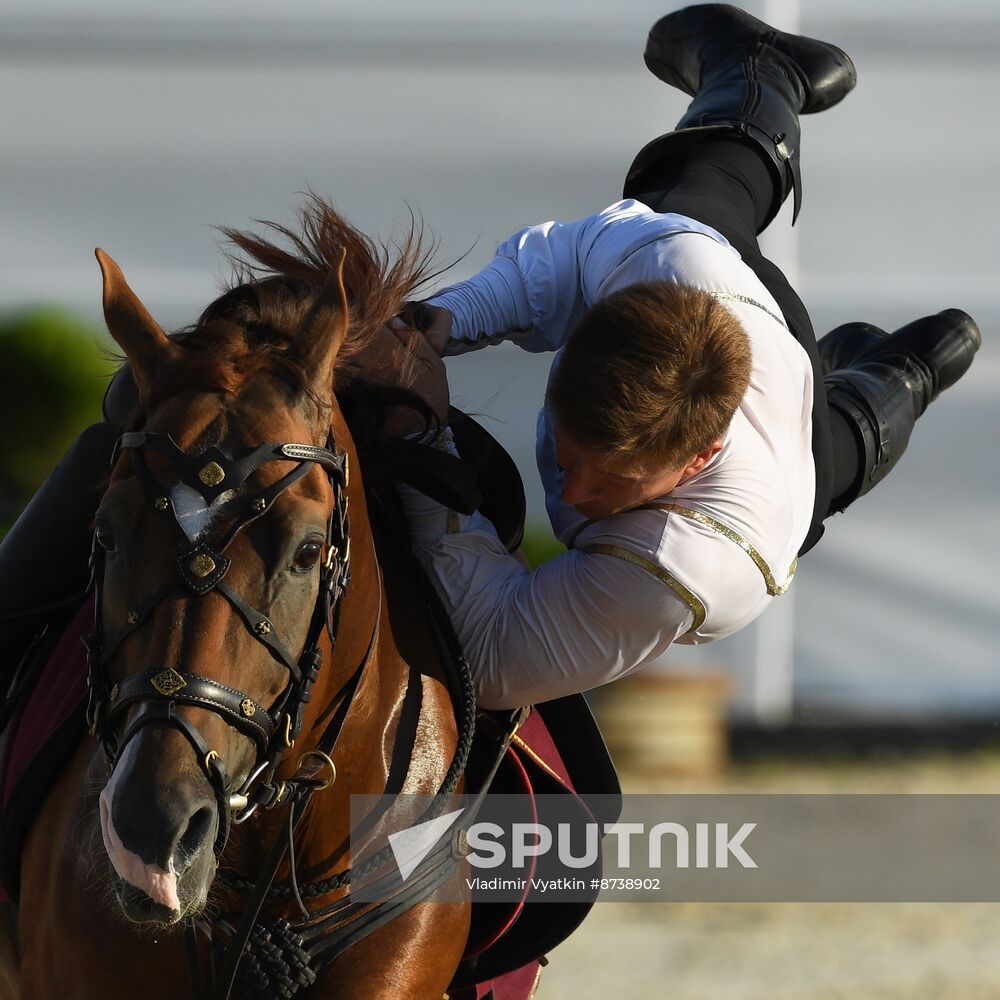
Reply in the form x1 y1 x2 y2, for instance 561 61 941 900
2 200 477 999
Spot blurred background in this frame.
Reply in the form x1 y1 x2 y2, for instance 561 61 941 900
2 1 998 995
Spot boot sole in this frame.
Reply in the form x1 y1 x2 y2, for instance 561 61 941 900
644 3 856 114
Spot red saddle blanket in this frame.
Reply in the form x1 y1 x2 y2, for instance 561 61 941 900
0 602 620 1000
0 597 92 903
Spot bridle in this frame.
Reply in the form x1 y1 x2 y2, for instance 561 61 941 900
84 419 488 1000
86 428 354 849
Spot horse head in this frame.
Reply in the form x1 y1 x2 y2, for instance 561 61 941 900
89 203 426 926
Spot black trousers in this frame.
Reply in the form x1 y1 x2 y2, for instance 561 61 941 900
629 137 845 555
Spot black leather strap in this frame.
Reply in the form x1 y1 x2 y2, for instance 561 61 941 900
110 669 277 750
215 581 302 683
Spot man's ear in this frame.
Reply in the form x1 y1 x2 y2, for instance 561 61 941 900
679 439 724 481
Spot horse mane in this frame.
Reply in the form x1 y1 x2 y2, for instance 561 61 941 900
150 196 439 405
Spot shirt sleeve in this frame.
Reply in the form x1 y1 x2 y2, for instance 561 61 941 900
398 484 695 709
427 216 598 356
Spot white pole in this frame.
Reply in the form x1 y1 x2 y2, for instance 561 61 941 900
735 0 801 725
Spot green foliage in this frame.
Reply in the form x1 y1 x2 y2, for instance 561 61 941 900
0 308 112 528
520 526 565 568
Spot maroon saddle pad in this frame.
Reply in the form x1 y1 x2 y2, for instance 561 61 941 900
0 598 92 902
450 694 621 996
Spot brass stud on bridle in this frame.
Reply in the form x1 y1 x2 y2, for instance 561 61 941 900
190 554 217 578
153 497 169 511
150 668 187 697
240 698 256 718
127 610 140 625
253 619 272 635
198 462 226 487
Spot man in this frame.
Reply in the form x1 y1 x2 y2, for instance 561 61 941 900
391 4 981 708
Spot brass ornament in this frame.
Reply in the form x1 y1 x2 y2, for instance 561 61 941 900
252 498 267 513
153 497 169 511
150 668 187 697
109 684 119 702
190 554 217 578
198 461 226 487
240 698 256 718
253 619 272 635
127 610 140 625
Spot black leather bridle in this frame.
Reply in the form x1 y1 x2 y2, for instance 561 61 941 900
84 422 489 1000
86 428 354 848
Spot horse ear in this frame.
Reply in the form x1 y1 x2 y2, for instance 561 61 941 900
95 248 175 394
291 248 349 395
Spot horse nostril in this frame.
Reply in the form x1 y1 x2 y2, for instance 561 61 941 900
175 806 215 875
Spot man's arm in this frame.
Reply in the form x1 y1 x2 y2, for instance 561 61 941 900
421 215 604 357
400 477 694 709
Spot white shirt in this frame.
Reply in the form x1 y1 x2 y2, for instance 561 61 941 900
400 200 815 709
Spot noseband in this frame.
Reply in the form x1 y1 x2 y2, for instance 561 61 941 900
86 429 353 848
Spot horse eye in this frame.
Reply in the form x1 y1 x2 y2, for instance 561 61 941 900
291 541 323 573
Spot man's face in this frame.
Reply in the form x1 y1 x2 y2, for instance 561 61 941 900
553 422 690 521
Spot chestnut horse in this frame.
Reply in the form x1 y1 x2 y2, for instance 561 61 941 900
4 202 472 998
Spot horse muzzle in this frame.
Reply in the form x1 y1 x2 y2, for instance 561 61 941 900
98 726 221 925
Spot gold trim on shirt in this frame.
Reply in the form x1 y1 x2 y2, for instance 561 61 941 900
582 542 706 634
644 502 797 596
708 291 788 329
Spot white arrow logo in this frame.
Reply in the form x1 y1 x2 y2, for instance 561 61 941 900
388 807 466 882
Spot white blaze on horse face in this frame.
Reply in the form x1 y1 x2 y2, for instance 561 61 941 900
170 484 238 542
98 744 181 912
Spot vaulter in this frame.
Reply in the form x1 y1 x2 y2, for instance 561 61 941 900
0 6 981 715
393 4 981 707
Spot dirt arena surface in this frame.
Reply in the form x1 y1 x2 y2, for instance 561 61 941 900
538 751 1000 999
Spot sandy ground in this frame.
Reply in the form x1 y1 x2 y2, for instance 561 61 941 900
538 752 1000 999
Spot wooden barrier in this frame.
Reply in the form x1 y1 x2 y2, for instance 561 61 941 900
592 671 732 778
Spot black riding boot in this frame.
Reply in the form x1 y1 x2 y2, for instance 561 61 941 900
824 309 981 509
0 368 137 674
817 322 887 374
623 3 857 228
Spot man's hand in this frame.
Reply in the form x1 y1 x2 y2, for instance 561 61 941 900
353 320 450 437
411 303 453 356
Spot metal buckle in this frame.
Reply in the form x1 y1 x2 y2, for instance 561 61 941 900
296 749 337 791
